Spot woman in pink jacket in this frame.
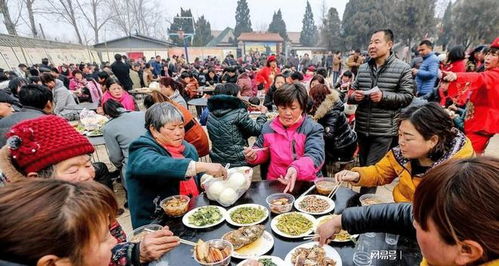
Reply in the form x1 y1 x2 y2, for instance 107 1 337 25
244 83 325 193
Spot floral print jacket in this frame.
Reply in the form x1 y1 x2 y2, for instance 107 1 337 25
110 221 141 266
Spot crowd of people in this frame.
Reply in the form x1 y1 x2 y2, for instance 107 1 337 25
0 28 497 265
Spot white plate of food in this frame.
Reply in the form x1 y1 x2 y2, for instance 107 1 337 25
315 215 359 242
222 225 274 259
182 205 226 229
236 256 286 266
226 204 269 227
284 242 342 266
270 212 316 238
294 194 335 215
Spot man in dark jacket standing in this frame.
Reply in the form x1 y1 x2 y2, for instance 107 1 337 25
348 29 413 193
111 54 133 91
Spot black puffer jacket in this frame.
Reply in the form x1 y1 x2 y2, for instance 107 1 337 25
207 95 267 166
312 90 357 158
348 53 414 136
342 203 415 238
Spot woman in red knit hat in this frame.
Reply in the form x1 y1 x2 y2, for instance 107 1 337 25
443 37 499 154
0 115 179 266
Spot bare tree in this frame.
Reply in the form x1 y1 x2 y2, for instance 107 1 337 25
24 0 38 37
0 0 19 35
75 0 112 43
108 0 164 37
44 0 84 44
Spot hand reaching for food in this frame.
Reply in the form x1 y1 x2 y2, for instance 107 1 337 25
316 215 342 246
335 170 360 183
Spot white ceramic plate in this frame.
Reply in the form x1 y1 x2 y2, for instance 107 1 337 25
270 212 316 239
236 255 285 266
182 205 226 229
284 241 343 266
294 194 335 215
226 204 269 227
224 230 274 260
315 215 359 242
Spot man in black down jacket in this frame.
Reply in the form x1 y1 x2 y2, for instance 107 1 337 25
348 29 413 193
111 54 133 91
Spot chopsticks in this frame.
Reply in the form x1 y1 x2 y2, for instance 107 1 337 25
327 181 343 199
179 238 197 246
297 184 316 200
303 234 319 240
143 227 197 246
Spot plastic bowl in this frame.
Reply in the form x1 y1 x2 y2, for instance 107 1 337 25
359 194 386 206
266 193 295 214
193 239 233 266
314 178 338 195
128 224 163 243
160 195 190 217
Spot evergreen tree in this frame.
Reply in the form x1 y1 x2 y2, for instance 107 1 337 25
193 16 214 46
300 1 318 47
341 0 391 50
390 0 436 48
168 8 195 46
437 2 454 50
268 9 288 41
319 7 342 50
451 0 499 48
234 0 253 38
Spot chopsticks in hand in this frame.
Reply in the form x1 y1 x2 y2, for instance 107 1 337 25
327 181 343 199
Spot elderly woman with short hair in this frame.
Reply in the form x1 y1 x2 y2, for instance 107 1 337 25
126 102 227 228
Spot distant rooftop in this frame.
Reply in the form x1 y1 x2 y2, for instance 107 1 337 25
237 32 284 42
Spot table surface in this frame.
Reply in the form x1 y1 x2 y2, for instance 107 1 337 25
154 180 421 266
87 135 105 146
65 102 99 111
188 98 208 107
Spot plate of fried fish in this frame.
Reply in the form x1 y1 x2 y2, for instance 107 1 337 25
222 225 274 259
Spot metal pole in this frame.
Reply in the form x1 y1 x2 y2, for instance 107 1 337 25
184 36 189 64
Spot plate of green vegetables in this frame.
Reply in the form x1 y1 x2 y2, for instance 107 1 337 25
226 204 269 227
182 205 226 228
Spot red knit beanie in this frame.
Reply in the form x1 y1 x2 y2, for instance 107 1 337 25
6 115 95 174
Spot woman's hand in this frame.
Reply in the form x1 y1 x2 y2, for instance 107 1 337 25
316 215 342 246
278 167 297 193
196 162 228 179
243 147 258 161
335 170 360 183
442 71 457 82
139 226 180 263
259 105 268 114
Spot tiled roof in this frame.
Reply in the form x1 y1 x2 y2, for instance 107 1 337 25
207 27 234 47
237 32 284 42
93 34 171 47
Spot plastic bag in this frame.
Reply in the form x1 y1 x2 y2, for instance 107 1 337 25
202 166 253 207
79 109 108 132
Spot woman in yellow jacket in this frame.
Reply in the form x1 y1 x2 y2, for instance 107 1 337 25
336 102 475 202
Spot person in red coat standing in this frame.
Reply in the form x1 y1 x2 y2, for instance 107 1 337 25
256 55 280 92
443 37 499 154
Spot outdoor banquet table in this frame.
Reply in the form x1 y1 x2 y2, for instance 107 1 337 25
154 180 422 266
187 97 208 107
64 102 99 111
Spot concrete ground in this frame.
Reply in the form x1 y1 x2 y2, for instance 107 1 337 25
111 134 499 236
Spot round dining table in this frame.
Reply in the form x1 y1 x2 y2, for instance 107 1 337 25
153 180 422 266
